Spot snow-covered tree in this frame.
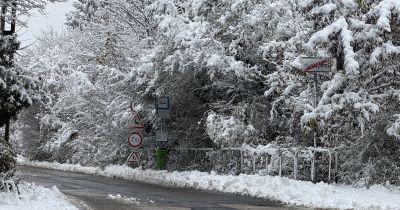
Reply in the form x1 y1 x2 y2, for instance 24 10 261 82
13 0 400 185
263 0 400 184
1 0 64 190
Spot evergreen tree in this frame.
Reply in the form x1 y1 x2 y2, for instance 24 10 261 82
1 0 63 191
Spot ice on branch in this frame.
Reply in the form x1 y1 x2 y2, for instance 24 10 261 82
372 0 400 32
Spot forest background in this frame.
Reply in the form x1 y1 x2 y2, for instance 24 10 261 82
1 0 399 187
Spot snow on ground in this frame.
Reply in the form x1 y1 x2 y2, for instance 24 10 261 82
107 194 141 205
18 156 400 210
0 182 77 210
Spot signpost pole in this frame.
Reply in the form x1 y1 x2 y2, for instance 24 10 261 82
301 56 336 183
155 97 170 169
127 102 146 166
313 72 318 148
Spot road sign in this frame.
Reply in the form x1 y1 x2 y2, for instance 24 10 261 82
155 97 169 142
128 132 143 147
299 56 336 148
157 111 170 118
156 97 170 119
156 131 168 142
300 57 336 73
131 113 144 128
127 152 141 163
156 97 170 110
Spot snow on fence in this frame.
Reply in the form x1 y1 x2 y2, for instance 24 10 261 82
164 146 341 183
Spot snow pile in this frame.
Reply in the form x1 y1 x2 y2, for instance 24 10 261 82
0 182 77 210
18 156 103 175
107 194 140 205
18 156 400 210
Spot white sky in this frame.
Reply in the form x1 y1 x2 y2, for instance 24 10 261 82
19 0 76 47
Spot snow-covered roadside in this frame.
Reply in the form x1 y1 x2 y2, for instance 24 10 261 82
18 156 400 210
0 182 77 210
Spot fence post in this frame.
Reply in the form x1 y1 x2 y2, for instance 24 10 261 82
293 148 298 180
328 150 332 183
221 149 225 165
252 154 256 175
174 149 178 170
335 151 339 183
186 148 190 168
278 149 282 177
240 149 243 173
231 149 238 173
265 155 269 175
309 149 316 183
194 149 198 170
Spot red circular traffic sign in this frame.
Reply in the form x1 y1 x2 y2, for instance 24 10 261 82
128 132 143 147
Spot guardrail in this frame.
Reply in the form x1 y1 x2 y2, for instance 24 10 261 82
162 146 341 183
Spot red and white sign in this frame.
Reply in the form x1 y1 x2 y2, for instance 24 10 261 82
127 152 141 163
133 114 144 128
300 57 335 73
128 132 143 147
129 113 144 129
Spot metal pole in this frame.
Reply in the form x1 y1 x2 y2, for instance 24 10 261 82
313 132 317 149
231 150 237 173
335 151 339 182
252 155 256 175
328 151 332 183
310 149 316 183
175 149 179 170
312 72 318 148
279 155 282 177
313 72 319 182
278 149 282 177
11 1 16 34
240 149 243 173
185 148 190 168
314 72 318 108
1 4 6 32
194 149 198 169
293 149 298 180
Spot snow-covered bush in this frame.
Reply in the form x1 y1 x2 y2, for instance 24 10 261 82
0 142 16 191
206 112 256 147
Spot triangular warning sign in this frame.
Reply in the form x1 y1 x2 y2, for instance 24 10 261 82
127 152 141 163
132 114 144 128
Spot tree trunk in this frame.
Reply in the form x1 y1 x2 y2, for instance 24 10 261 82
5 118 10 143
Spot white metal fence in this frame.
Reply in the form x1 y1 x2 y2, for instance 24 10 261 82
162 146 341 183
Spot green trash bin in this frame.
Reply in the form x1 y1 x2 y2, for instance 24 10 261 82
155 147 168 170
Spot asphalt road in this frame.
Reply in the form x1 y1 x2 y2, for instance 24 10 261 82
17 166 306 210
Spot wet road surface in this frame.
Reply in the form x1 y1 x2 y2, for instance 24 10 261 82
17 165 307 210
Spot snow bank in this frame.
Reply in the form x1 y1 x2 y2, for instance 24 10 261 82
18 156 400 210
107 194 140 205
0 182 77 210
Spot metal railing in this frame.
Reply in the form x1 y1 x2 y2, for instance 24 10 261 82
159 146 341 183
